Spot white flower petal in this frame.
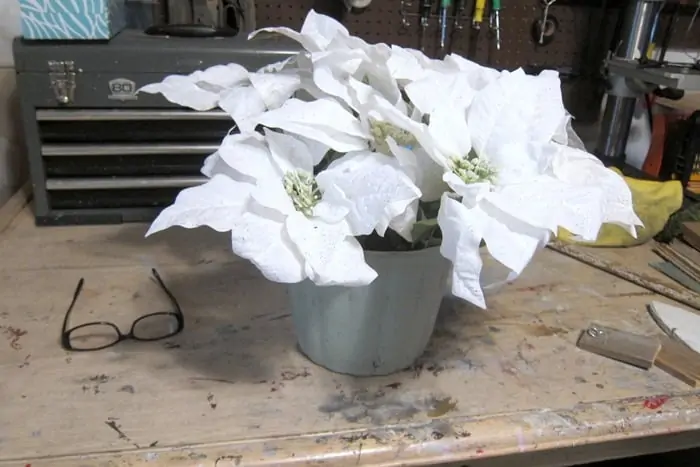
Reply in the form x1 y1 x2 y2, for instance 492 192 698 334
249 72 302 109
405 71 476 116
425 103 472 163
316 152 421 237
442 54 501 89
254 98 367 152
139 64 250 111
218 86 267 133
479 207 550 275
438 195 486 308
551 145 642 234
386 138 446 202
485 175 606 241
388 199 419 241
251 179 297 216
217 132 279 181
249 10 350 53
264 129 316 174
230 209 306 283
285 212 377 286
146 174 252 236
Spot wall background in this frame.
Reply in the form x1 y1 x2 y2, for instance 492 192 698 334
0 0 24 208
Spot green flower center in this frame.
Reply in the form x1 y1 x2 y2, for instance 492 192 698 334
283 171 321 217
449 150 497 184
369 119 418 155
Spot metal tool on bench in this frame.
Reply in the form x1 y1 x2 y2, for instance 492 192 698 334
595 0 700 168
13 30 300 226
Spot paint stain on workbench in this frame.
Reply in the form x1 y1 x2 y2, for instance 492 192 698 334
207 393 217 410
0 325 27 350
522 324 568 337
643 395 669 410
319 389 458 424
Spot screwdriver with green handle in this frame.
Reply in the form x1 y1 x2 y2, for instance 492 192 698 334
439 0 452 53
491 0 502 50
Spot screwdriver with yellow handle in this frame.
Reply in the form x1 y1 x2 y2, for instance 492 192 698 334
472 0 486 29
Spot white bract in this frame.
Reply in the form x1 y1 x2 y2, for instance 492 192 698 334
144 10 642 309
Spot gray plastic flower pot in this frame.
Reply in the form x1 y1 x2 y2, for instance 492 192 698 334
287 246 451 376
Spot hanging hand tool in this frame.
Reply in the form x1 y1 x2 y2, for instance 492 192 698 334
448 0 467 54
472 0 486 29
537 0 556 45
399 0 413 32
467 0 487 59
438 0 453 54
419 0 433 52
490 0 501 50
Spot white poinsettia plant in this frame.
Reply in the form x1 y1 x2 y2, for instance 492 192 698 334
140 10 642 309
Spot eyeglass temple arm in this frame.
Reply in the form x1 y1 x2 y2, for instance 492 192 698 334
61 278 85 338
150 269 183 315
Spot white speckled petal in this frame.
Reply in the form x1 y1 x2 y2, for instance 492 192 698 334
217 133 279 182
218 86 267 133
386 138 446 202
230 209 306 284
438 194 486 309
146 174 253 236
285 212 377 286
264 129 316 174
479 208 550 276
254 98 367 153
249 10 350 53
551 145 642 234
316 151 422 237
139 64 250 111
248 72 302 109
405 72 476 116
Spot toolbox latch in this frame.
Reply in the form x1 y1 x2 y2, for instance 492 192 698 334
48 61 76 105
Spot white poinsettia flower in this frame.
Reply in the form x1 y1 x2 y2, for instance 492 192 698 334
147 131 379 287
139 63 302 133
424 68 642 307
249 9 354 53
315 151 422 241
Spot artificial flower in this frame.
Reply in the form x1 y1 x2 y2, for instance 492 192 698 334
143 9 642 310
139 63 302 133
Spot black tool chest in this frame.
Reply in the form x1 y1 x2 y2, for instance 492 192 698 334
13 30 299 226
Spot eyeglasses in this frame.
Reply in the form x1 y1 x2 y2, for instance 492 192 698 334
61 268 184 352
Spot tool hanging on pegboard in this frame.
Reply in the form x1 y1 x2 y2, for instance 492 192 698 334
467 0 486 59
532 0 558 46
489 0 502 50
449 0 468 54
419 0 432 51
401 0 469 57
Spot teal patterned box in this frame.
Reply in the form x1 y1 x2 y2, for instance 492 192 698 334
20 0 127 40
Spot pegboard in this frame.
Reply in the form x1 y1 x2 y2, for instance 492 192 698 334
257 0 700 69
255 0 700 119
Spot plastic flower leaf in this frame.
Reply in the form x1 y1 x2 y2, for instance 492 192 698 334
442 54 502 89
438 194 487 308
385 137 446 202
404 71 477 116
146 174 254 236
550 145 643 236
438 193 550 308
285 212 377 286
467 68 567 160
252 98 368 153
315 151 422 240
215 132 280 183
139 63 249 110
249 9 352 53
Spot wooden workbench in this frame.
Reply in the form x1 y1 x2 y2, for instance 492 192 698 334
1 198 700 467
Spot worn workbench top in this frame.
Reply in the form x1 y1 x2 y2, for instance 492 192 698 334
1 203 700 467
